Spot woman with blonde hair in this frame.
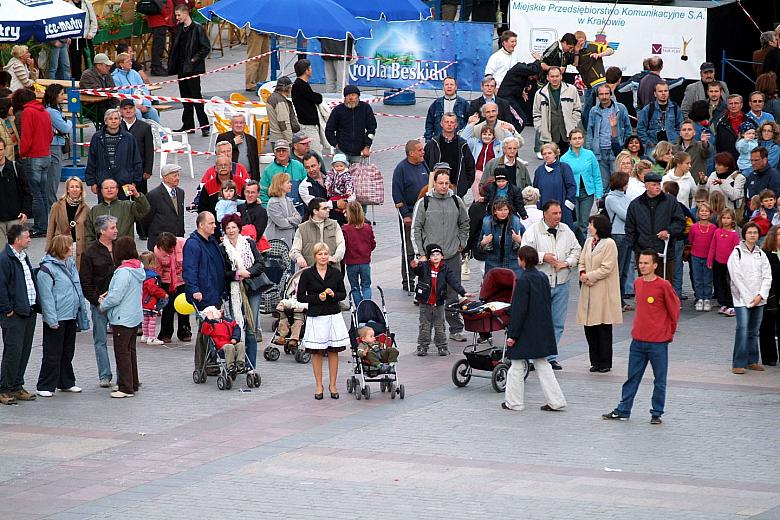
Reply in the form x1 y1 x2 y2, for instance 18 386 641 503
265 172 301 248
651 141 674 174
3 45 38 91
627 159 653 200
613 150 634 178
46 177 90 268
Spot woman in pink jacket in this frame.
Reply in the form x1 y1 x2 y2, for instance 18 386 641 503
154 232 191 343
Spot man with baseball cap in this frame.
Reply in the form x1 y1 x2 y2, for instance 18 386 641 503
681 61 730 119
259 139 306 207
625 172 685 282
291 131 326 177
79 53 118 128
325 85 377 164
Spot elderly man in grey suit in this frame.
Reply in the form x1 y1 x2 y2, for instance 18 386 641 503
143 164 186 251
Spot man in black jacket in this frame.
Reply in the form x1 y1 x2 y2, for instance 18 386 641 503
625 173 685 282
0 140 32 248
423 113 476 198
144 164 185 251
325 85 377 163
237 180 268 239
168 4 210 135
216 114 259 180
0 225 38 405
291 59 324 154
497 61 540 131
120 99 155 239
468 76 520 131
714 94 745 161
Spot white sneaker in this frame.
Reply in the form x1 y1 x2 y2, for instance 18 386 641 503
146 338 164 345
140 336 148 343
695 299 703 311
36 390 53 397
702 300 711 312
99 378 112 388
60 386 82 393
111 385 119 391
461 260 470 281
110 391 134 398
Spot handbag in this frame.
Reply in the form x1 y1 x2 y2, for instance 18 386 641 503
349 158 384 205
41 262 92 331
244 273 274 295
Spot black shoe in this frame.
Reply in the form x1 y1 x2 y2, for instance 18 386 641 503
314 393 323 400
528 363 535 372
540 404 562 412
330 391 339 399
201 128 211 137
598 367 611 373
602 411 629 420
589 366 599 372
437 347 450 356
650 415 662 424
550 360 562 370
416 346 428 357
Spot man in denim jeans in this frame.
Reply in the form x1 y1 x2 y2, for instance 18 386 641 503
603 250 680 424
78 215 118 388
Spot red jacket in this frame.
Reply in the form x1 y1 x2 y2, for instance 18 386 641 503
342 223 376 265
632 276 680 343
20 101 53 159
142 271 168 311
201 318 242 349
146 0 174 28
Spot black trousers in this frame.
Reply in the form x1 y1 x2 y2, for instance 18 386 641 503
113 325 139 394
397 213 415 291
151 27 168 72
158 283 191 340
178 75 209 130
759 309 779 365
0 313 37 393
584 324 613 369
68 38 94 79
37 320 77 391
712 261 733 308
471 1 497 23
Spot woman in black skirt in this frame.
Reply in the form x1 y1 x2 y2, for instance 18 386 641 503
297 242 349 400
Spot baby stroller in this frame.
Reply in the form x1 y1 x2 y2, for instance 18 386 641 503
448 268 528 392
259 239 293 316
346 287 405 400
263 269 310 364
192 312 262 391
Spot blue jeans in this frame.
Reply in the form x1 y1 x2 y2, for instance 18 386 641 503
346 263 372 307
612 234 631 306
582 87 595 129
244 292 262 369
548 281 570 361
48 44 71 80
47 145 62 209
597 149 615 195
690 255 712 300
575 194 594 242
141 106 161 124
672 243 684 298
615 340 669 417
91 305 112 381
733 305 763 368
25 156 52 234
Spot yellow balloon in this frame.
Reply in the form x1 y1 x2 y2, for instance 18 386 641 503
174 293 196 315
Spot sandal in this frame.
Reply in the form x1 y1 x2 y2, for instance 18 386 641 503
622 304 634 312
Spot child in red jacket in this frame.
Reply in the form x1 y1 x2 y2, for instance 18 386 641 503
200 306 245 374
342 201 376 307
140 251 168 345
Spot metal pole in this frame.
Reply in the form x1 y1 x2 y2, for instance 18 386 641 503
270 35 278 80
721 49 726 85
341 37 349 95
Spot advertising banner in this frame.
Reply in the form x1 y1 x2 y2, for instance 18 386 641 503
509 0 708 79
306 20 494 92
0 0 86 43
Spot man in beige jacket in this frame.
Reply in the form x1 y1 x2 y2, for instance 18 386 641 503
532 66 582 155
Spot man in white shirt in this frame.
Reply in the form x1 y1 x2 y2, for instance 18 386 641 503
484 30 518 88
521 200 581 370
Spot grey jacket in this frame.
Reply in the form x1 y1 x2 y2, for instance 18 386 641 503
267 91 301 144
410 189 470 259
681 80 729 119
532 82 582 144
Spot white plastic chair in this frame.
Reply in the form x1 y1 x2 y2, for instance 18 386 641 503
149 120 194 178
204 96 235 153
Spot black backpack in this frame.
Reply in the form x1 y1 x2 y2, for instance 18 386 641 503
137 0 164 16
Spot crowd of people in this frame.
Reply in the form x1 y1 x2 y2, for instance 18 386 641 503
1 11 779 421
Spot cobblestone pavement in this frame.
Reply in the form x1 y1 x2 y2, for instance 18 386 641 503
1 46 779 520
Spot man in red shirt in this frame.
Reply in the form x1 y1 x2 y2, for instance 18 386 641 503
602 250 680 424
18 91 53 238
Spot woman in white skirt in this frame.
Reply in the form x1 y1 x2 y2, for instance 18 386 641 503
297 242 350 400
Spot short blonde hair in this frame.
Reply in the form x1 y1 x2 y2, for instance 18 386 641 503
312 242 331 256
47 234 73 259
268 173 290 198
114 52 131 65
540 142 560 158
613 150 633 172
522 186 540 203
62 177 85 203
652 141 674 163
11 45 28 58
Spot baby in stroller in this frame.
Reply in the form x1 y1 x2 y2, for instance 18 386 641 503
357 325 399 373
272 269 307 349
200 306 245 375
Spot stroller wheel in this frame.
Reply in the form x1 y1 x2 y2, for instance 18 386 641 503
217 375 227 390
268 347 280 362
355 384 362 400
346 377 354 394
253 373 261 387
363 385 371 400
399 384 405 399
451 359 472 387
379 381 386 392
225 376 233 390
491 363 509 393
389 382 396 399
263 346 271 361
297 351 311 364
192 370 201 384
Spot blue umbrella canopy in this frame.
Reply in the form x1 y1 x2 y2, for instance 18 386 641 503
199 0 371 40
0 0 85 43
334 0 432 21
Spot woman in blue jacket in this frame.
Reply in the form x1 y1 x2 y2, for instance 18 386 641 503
36 235 85 398
561 128 603 241
478 198 525 277
605 171 633 311
43 84 72 220
99 237 145 398
532 142 577 232
111 52 160 123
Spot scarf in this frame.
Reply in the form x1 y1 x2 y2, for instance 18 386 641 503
222 235 255 332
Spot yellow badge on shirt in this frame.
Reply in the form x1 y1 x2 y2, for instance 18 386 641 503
647 296 655 304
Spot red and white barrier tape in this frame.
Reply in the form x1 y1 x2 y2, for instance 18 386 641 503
79 50 276 93
279 48 457 65
373 112 425 120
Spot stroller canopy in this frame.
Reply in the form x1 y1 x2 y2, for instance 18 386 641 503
479 268 516 303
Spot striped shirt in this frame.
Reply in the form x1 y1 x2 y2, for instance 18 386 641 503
11 247 36 306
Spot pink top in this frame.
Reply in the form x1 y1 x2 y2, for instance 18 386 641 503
688 221 716 258
707 227 740 266
153 237 186 290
